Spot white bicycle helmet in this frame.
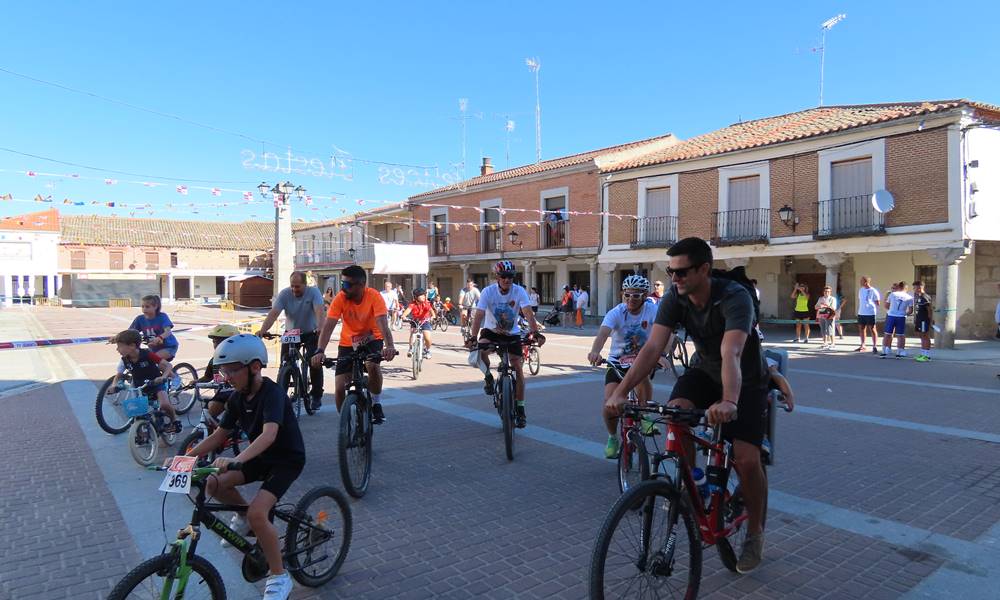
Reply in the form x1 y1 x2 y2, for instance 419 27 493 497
621 274 651 293
213 334 268 367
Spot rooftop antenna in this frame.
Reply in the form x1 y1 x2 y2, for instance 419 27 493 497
525 57 542 162
504 118 516 168
818 14 847 106
458 98 469 178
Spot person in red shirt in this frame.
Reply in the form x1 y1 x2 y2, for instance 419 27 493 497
402 288 437 359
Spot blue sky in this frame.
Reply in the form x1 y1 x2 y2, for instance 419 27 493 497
1 1 997 223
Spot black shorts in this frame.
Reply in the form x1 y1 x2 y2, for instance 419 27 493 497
479 329 522 353
857 314 876 326
668 369 767 447
240 457 304 500
604 364 656 385
915 317 931 334
335 339 384 376
793 310 812 320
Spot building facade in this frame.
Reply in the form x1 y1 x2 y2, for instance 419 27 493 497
0 209 61 305
596 100 1000 344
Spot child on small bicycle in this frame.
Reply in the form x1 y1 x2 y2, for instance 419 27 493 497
179 334 306 600
402 288 435 359
129 294 179 359
110 329 180 433
196 323 240 418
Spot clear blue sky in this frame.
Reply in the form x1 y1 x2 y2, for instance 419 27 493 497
1 1 997 223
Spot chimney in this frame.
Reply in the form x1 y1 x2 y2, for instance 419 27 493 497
480 157 494 176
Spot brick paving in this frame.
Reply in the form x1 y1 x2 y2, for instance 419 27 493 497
2 306 1000 598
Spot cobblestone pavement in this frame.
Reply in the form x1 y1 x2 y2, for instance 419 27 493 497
2 304 999 599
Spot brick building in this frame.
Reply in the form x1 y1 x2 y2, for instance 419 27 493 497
597 100 1000 345
407 135 679 307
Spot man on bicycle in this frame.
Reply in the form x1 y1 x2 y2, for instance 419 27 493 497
257 271 326 411
587 275 660 459
180 334 306 600
312 265 397 423
466 260 543 428
381 280 399 321
607 237 770 574
401 288 436 359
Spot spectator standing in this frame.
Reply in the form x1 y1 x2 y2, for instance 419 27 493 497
751 279 761 302
912 280 934 362
560 285 574 327
528 286 541 314
575 286 590 329
834 288 847 339
650 281 664 303
323 287 335 311
856 276 881 353
881 282 913 359
790 283 811 343
815 285 838 350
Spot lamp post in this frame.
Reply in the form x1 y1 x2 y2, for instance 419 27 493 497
258 181 306 299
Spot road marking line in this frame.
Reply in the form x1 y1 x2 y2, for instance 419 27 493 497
792 368 1000 395
792 406 1000 444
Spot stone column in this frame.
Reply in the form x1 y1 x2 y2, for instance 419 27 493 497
273 200 293 301
3 274 12 306
167 274 176 301
460 263 470 287
555 261 569 290
522 260 535 290
598 263 617 315
48 274 57 298
816 253 847 292
26 275 36 298
928 246 971 349
588 261 599 316
54 274 62 297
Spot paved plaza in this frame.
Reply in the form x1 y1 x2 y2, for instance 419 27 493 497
2 304 1000 599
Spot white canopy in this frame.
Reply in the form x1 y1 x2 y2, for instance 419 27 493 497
373 243 428 275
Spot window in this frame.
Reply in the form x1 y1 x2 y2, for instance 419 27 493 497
71 250 86 270
170 252 178 267
145 252 159 270
542 196 567 248
431 213 448 255
821 157 878 235
914 265 937 299
728 176 760 211
109 251 124 270
482 207 501 252
721 175 763 240
239 255 249 268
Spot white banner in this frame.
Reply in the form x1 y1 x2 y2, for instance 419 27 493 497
373 243 428 275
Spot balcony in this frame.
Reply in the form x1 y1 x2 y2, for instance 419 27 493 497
816 195 885 239
631 216 678 249
431 234 449 256
711 208 769 246
480 228 501 253
294 244 375 267
540 219 567 249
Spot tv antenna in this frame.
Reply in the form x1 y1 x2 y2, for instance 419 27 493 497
525 57 542 163
817 14 846 106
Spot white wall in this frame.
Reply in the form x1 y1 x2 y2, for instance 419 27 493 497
965 127 1000 241
0 231 59 274
745 256 781 318
192 275 221 298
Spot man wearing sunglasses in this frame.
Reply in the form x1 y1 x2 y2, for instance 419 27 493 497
587 274 660 458
312 265 397 424
257 271 327 411
606 237 770 574
466 260 544 428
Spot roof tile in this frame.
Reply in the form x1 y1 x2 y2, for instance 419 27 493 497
60 214 274 250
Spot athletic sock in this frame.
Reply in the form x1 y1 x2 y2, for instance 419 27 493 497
372 393 381 402
516 400 525 407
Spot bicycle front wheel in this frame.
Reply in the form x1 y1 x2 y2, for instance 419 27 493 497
438 317 449 332
590 479 701 600
338 393 372 498
500 375 515 461
285 486 353 587
96 376 133 434
128 419 159 467
411 338 422 380
279 365 303 420
170 363 199 415
527 347 540 376
617 428 650 495
108 552 225 600
302 360 317 416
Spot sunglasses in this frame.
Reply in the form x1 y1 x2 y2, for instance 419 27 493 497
623 292 646 299
340 279 357 290
497 273 515 280
666 264 702 278
218 363 246 378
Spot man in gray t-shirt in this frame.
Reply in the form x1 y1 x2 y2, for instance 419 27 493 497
257 271 327 409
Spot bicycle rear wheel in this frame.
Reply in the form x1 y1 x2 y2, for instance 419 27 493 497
128 420 159 467
338 393 372 498
170 363 199 415
617 427 650 495
500 375 515 461
108 552 225 600
590 479 701 600
527 347 540 375
284 486 353 587
96 376 133 434
279 365 303 420
438 317 449 332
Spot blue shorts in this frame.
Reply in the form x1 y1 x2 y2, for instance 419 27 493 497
884 315 907 336
412 322 431 332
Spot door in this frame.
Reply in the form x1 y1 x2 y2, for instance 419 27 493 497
174 278 191 300
215 276 226 295
537 271 554 305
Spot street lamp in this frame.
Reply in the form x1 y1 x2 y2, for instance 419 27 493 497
348 247 356 261
777 204 798 231
507 229 523 248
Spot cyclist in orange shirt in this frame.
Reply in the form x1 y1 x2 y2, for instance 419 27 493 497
312 265 397 424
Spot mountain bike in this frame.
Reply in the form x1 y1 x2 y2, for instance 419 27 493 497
178 381 246 459
599 357 660 495
108 461 352 599
522 334 541 376
478 334 544 461
96 357 198 434
263 330 318 418
322 346 396 498
589 402 775 598
431 308 450 332
124 380 180 467
665 327 690 378
406 319 428 380
389 308 404 331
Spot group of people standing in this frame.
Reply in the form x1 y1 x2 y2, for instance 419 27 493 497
556 284 590 329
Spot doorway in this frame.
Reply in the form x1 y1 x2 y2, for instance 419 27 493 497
174 278 191 300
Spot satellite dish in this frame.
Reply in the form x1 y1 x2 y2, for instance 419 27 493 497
871 190 895 213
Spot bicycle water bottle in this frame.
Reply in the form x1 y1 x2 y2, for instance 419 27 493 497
695 426 714 452
691 467 710 504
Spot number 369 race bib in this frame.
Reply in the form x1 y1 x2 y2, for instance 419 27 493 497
159 455 197 494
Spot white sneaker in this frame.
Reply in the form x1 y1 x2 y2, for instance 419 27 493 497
221 514 252 547
898 350 909 358
263 572 293 599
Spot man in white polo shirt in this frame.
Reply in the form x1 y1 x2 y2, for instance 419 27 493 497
856 276 881 354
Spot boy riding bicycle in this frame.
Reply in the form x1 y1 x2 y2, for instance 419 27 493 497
110 329 181 434
195 323 240 418
587 274 660 458
178 334 306 600
401 288 435 359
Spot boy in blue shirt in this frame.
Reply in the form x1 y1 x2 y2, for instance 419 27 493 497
129 294 179 359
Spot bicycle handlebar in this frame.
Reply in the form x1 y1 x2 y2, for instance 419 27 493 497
321 349 398 368
623 402 706 424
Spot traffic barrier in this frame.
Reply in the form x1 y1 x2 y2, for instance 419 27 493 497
108 298 132 308
220 300 235 312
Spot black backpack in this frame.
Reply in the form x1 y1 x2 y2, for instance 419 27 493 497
709 266 760 327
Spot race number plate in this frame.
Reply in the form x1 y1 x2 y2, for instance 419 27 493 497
281 329 301 344
159 455 196 494
351 333 374 349
619 355 636 367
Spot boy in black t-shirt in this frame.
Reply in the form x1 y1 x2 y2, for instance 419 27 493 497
110 329 180 433
912 281 934 362
180 334 304 600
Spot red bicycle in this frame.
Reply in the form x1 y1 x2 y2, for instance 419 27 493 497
589 403 763 599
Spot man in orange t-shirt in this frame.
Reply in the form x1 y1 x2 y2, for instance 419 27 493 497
312 265 397 423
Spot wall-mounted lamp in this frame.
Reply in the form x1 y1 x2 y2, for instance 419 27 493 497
778 204 799 231
507 229 524 248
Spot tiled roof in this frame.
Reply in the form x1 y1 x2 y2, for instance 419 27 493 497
0 208 60 232
607 100 1000 172
61 215 274 250
410 133 677 201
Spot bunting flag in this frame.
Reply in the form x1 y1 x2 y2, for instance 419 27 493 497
211 188 222 197
105 179 118 185
176 185 189 195
242 191 253 201
25 171 36 177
